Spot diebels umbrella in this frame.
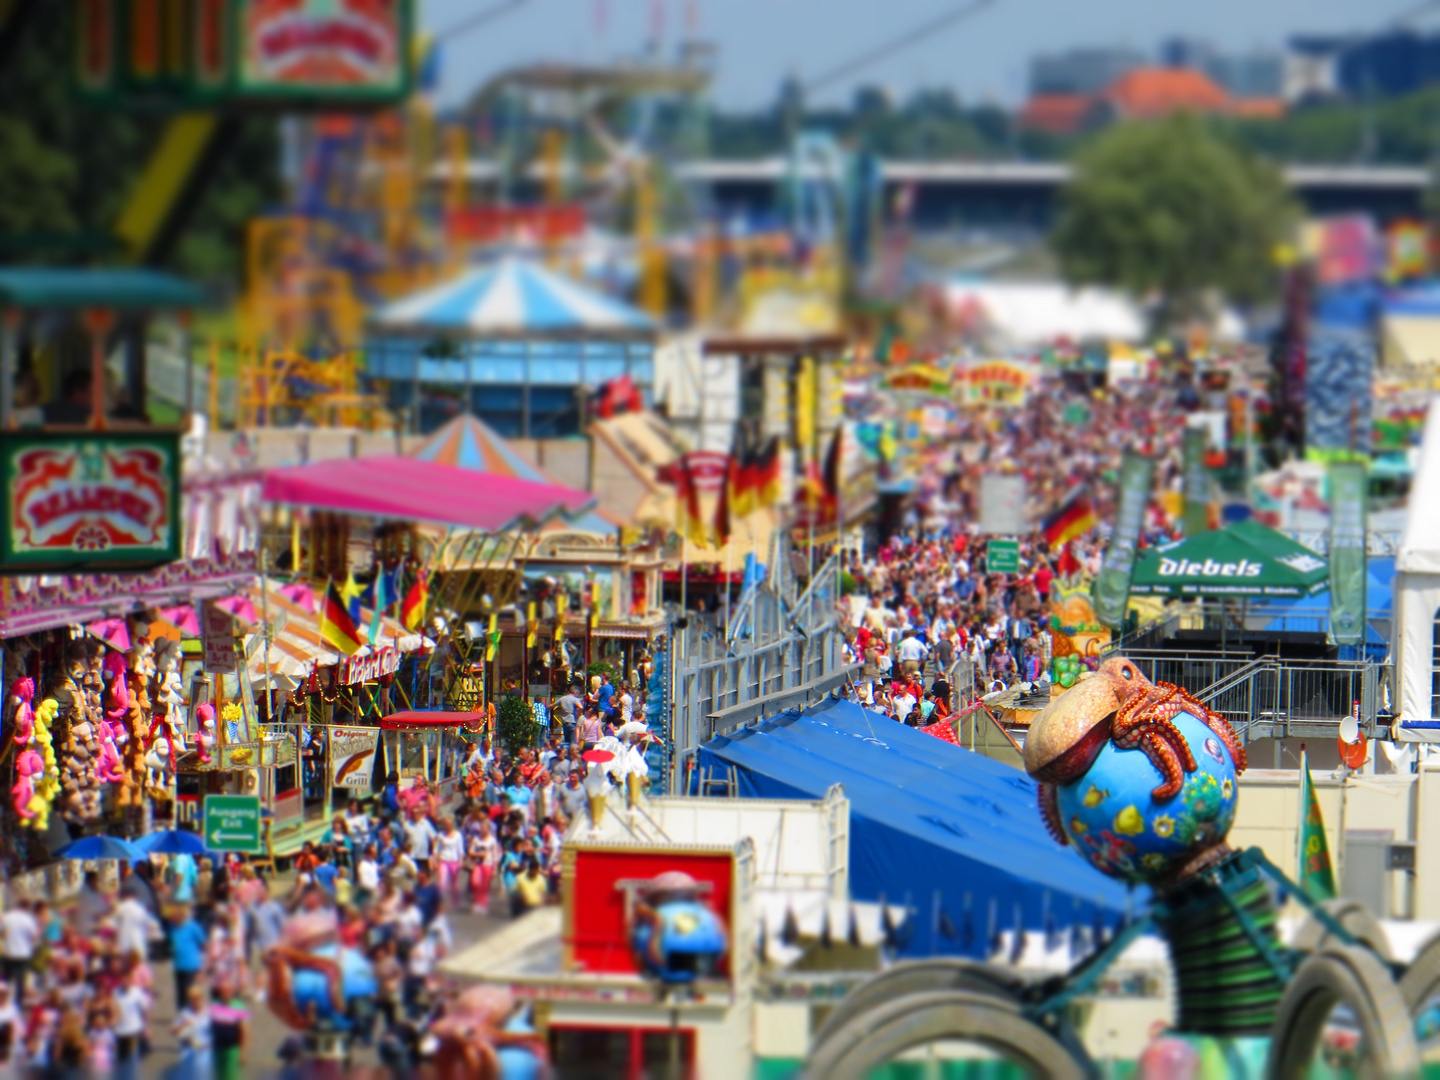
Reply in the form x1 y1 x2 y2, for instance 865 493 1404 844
1130 520 1329 599
134 830 212 857
55 836 144 862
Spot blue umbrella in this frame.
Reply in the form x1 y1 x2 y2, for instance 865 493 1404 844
134 830 212 857
54 836 143 862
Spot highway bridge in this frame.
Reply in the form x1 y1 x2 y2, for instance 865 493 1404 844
674 159 1430 233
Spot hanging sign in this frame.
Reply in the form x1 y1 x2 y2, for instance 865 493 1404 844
1328 461 1367 647
1182 427 1210 536
1 432 180 571
339 644 401 686
329 727 380 789
202 601 238 673
236 0 413 102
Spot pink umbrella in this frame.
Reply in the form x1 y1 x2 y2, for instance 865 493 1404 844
213 594 259 625
278 582 316 612
157 605 200 636
86 617 130 652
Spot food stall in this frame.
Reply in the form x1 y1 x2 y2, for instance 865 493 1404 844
379 711 483 804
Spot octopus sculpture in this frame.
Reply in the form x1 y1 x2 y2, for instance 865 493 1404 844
1023 656 1247 845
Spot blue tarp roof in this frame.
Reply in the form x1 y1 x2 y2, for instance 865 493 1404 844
695 698 1132 959
1258 556 1393 650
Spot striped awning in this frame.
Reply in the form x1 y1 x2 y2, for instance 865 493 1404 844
244 580 427 690
369 256 656 339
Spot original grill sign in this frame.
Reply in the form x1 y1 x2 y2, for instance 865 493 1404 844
2 433 180 570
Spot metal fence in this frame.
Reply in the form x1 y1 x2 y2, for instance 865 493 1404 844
670 554 849 789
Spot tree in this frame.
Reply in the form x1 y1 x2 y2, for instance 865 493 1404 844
496 694 540 753
1050 115 1298 327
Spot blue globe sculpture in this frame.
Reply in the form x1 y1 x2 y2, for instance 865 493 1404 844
633 898 729 984
1054 709 1240 885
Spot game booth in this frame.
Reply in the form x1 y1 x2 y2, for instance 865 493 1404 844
379 710 482 804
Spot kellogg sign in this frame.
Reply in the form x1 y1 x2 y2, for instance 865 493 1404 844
1 433 180 571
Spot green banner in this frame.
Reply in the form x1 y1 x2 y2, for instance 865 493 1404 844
1093 451 1154 629
1298 750 1337 901
1182 427 1209 536
1327 461 1367 647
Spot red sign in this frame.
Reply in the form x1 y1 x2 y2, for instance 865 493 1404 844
568 849 734 977
3 434 180 570
446 205 586 246
238 0 411 100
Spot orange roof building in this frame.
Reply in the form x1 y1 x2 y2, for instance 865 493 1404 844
1099 67 1232 118
1017 94 1093 135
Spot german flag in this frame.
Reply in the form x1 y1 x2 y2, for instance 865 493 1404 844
675 454 707 546
401 570 428 631
756 437 783 507
730 428 758 519
1041 490 1098 547
321 580 366 656
714 454 734 546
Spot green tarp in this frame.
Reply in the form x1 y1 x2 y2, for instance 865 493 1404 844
1130 519 1328 599
0 269 205 310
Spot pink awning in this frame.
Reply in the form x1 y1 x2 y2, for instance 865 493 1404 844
261 456 597 532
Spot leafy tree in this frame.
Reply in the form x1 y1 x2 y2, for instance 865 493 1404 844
496 694 540 752
1051 115 1297 328
0 4 280 281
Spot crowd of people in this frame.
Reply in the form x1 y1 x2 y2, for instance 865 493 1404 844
839 378 1200 727
0 666 656 1079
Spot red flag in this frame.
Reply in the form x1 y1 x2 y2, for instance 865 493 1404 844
714 455 734 545
822 427 844 501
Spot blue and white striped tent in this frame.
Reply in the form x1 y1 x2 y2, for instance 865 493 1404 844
365 257 656 438
370 257 656 339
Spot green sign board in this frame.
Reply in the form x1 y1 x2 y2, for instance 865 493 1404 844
0 431 181 571
203 794 262 854
987 539 1020 574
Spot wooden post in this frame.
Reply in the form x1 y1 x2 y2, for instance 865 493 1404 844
82 308 113 430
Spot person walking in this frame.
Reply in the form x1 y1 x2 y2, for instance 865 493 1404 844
0 902 39 1000
168 906 207 1011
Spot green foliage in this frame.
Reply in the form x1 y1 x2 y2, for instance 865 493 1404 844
586 660 616 682
0 4 280 282
496 694 540 752
1051 116 1297 328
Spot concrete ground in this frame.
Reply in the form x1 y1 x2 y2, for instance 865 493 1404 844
139 892 507 1079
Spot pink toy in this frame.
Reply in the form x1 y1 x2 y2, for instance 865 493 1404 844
96 717 125 784
196 702 216 765
12 749 41 819
102 651 130 722
10 677 34 746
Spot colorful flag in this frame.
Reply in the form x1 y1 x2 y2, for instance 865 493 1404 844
822 426 844 502
756 437 783 507
401 571 428 632
713 452 734 546
320 580 365 657
1041 489 1098 547
730 428 758 519
1298 746 1337 900
341 570 363 626
368 569 388 646
675 453 707 546
1328 461 1367 647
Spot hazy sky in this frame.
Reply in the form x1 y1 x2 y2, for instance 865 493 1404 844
420 0 1401 111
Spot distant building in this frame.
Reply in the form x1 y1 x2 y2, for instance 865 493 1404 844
1030 46 1144 97
1285 30 1440 102
1017 66 1283 136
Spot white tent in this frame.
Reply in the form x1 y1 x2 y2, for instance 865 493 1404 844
1393 396 1440 741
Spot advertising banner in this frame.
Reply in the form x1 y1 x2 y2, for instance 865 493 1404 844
329 727 380 789
236 0 412 101
202 602 238 673
1182 426 1210 537
1 431 180 570
979 473 1026 536
1093 451 1153 629
1328 461 1368 647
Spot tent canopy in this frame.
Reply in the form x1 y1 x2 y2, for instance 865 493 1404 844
370 256 656 340
410 414 620 535
1131 519 1329 599
695 698 1131 959
261 456 597 533
1400 400 1440 575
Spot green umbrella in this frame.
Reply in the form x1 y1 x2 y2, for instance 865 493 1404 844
1130 519 1329 599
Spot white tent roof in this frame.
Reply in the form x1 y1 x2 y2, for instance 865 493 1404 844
1398 397 1440 575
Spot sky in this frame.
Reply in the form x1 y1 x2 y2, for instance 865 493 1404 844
419 0 1403 112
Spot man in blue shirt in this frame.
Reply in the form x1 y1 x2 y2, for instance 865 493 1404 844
596 674 616 720
169 906 208 1008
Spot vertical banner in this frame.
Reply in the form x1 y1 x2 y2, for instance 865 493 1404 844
1182 427 1209 536
1328 461 1367 647
1093 451 1154 630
